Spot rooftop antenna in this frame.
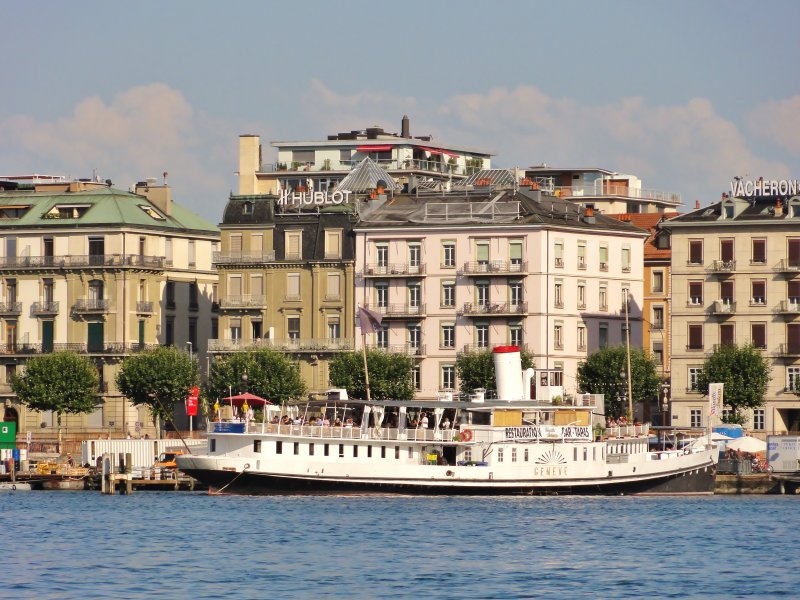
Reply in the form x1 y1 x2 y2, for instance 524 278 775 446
163 171 169 186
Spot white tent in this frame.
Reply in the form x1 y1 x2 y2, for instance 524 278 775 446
725 435 767 453
689 432 733 447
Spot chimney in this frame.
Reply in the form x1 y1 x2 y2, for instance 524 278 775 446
401 115 410 138
694 199 700 209
135 180 172 216
582 206 596 224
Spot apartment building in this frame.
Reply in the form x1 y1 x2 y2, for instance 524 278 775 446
663 185 800 433
0 178 219 439
354 182 647 401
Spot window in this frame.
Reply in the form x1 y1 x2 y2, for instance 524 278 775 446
509 280 523 307
476 241 490 267
229 318 241 341
599 323 608 348
652 341 663 366
407 324 421 351
476 281 490 307
252 320 262 339
753 408 765 431
689 281 703 305
476 323 489 348
577 241 587 269
287 317 300 340
688 324 703 350
497 448 504 463
441 323 455 348
326 273 340 300
188 240 196 268
577 325 586 350
43 278 54 305
189 317 197 348
751 323 766 349
789 239 800 268
408 243 421 271
788 323 800 354
752 238 766 264
622 246 631 272
599 285 608 311
510 322 523 347
554 281 563 308
189 283 199 310
554 240 564 268
376 324 389 348
442 242 456 268
512 448 517 463
165 317 174 346
721 281 734 304
43 237 54 258
228 274 242 298
328 317 341 339
254 440 262 453
788 367 800 392
287 273 300 300
441 281 455 308
688 367 703 391
689 240 703 265
720 323 735 346
577 283 586 309
652 306 664 330
407 282 421 308
720 239 734 263
751 280 766 305
412 365 421 391
789 280 800 304
324 230 342 259
285 231 302 260
276 441 283 454
599 245 608 271
690 409 702 428
441 364 456 390
165 237 173 266
554 323 563 350
509 241 523 268
376 243 388 268
375 282 388 308
652 271 664 293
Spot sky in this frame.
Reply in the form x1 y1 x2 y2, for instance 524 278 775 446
2 0 799 224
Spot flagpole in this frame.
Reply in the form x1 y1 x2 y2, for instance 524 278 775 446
362 332 372 403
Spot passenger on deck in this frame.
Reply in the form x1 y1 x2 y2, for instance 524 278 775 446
322 416 331 426
441 417 451 429
420 413 429 429
333 418 342 427
344 418 354 428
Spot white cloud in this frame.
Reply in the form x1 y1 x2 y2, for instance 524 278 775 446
747 95 800 157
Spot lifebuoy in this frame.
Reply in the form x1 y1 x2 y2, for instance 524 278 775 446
460 429 473 443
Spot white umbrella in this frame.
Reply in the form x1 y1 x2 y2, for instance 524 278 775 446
725 435 767 453
689 432 733 447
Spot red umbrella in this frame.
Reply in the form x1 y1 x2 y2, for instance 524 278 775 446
223 392 271 406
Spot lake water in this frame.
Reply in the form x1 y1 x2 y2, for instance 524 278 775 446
2 492 797 599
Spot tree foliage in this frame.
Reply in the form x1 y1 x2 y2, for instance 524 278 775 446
456 349 535 396
576 345 661 418
11 352 99 417
207 349 306 406
697 343 770 425
116 346 199 424
329 350 414 401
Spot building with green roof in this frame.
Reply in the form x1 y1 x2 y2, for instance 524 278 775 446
0 178 219 443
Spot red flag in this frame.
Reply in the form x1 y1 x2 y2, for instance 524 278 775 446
357 305 383 334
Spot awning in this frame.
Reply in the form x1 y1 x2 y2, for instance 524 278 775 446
356 145 393 153
418 146 459 158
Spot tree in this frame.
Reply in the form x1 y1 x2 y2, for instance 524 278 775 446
456 348 535 396
206 349 306 406
116 346 198 433
576 345 660 418
11 352 99 449
696 343 770 425
329 350 414 401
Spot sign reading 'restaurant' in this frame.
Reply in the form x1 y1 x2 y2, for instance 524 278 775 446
278 190 352 206
504 425 591 442
730 179 800 198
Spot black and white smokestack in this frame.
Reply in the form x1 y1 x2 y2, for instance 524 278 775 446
401 115 410 138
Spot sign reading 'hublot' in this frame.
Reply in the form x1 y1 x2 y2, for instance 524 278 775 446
278 190 352 206
730 179 800 198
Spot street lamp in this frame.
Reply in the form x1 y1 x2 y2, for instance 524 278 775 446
660 381 671 426
186 341 192 362
241 366 249 394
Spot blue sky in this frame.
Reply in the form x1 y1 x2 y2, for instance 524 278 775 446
3 0 799 222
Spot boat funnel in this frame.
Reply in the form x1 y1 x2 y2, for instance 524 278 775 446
493 346 523 401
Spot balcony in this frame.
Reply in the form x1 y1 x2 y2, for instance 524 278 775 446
0 254 165 271
599 262 608 272
31 301 59 316
0 343 43 355
363 263 425 277
551 184 681 206
135 301 154 314
711 300 736 316
212 251 276 266
776 259 800 275
364 304 426 319
777 343 800 357
0 302 22 316
72 299 110 314
777 300 800 316
649 322 665 331
709 260 736 274
366 344 426 356
459 261 527 276
208 338 355 353
458 302 527 316
219 295 267 310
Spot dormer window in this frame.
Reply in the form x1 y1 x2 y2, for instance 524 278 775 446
243 202 254 215
43 204 91 219
790 197 800 218
138 204 165 220
0 205 30 219
723 204 734 219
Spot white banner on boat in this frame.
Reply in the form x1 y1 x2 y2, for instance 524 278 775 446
504 425 591 441
709 382 724 426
